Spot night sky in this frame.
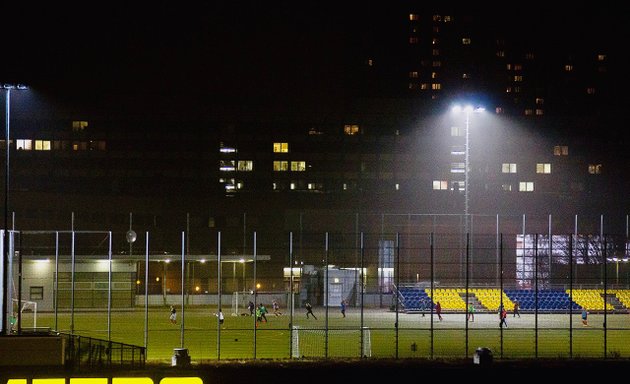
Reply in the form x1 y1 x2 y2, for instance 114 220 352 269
2 3 626 119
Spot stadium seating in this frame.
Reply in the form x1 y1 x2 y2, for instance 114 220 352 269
569 289 614 311
425 288 466 310
397 287 433 312
613 290 630 309
469 288 514 311
504 289 581 311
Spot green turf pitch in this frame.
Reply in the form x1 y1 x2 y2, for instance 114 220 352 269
23 308 630 362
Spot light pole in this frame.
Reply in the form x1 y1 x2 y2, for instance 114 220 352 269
2 84 27 335
451 105 484 234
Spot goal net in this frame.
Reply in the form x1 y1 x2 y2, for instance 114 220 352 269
292 326 371 359
11 299 38 329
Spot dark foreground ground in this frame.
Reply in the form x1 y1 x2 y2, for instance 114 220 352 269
3 359 630 383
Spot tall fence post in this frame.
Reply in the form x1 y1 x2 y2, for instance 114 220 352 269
395 232 399 359
430 232 434 359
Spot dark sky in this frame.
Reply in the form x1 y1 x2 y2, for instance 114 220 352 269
2 3 626 119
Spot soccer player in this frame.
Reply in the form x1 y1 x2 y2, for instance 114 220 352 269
435 301 443 321
468 303 475 322
259 303 268 322
169 306 177 324
500 306 508 328
305 301 317 320
272 300 282 316
513 300 521 318
340 300 346 318
582 308 589 326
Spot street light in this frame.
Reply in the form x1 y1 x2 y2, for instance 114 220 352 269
451 104 485 234
2 83 27 335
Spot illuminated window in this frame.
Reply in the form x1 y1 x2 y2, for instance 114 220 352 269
219 160 235 172
525 53 535 60
495 107 504 114
432 49 440 56
514 64 522 71
536 163 551 174
586 87 596 94
71 120 88 131
519 182 535 192
432 83 441 90
496 50 505 57
16 139 32 150
432 61 441 67
506 87 512 93
524 109 533 115
409 37 419 44
553 146 569 156
502 163 517 173
420 83 429 90
290 182 296 190
291 161 306 171
273 161 288 171
433 180 448 190
501 184 513 191
451 145 465 155
409 71 419 78
462 38 471 45
432 38 439 45
513 86 521 93
597 54 606 61
588 164 602 174
219 144 236 153
237 160 253 171
367 58 374 66
564 64 573 72
409 14 419 21
514 75 523 82
273 142 289 153
344 124 360 135
308 127 323 135
535 98 544 105
536 109 544 116
408 83 417 90
432 15 441 22
35 140 52 151
452 181 465 191
444 15 452 22
395 183 400 190
432 72 438 79
506 64 512 70
462 73 470 79
450 162 465 173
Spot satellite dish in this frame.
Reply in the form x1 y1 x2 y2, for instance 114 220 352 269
126 230 137 244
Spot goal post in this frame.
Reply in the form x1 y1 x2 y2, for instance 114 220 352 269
11 299 37 329
292 326 371 359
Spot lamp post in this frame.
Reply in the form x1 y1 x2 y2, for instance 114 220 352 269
2 84 27 335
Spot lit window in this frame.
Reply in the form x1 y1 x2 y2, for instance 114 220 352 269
536 163 551 174
524 109 533 115
452 181 465 191
513 86 520 93
586 87 596 95
514 75 523 82
553 146 569 156
506 87 512 93
409 14 419 21
432 15 441 22
35 140 51 151
219 144 236 153
506 64 512 70
495 107 504 114
432 49 440 56
432 61 441 67
535 109 544 116
462 73 470 79
496 50 505 57
432 83 441 90
395 183 400 191
564 64 573 72
501 184 512 191
420 83 429 90
514 64 522 71
409 37 419 44
525 53 535 60
408 83 417 90
308 127 323 135
367 58 374 66
433 180 448 190
502 163 517 173
451 145 465 155
519 182 534 192
597 54 606 61
237 160 253 171
450 162 465 173
451 126 463 137
444 16 452 22
535 98 544 105
432 38 439 45
588 164 602 174
71 121 88 131
409 71 419 78
462 38 471 45
273 161 288 171
344 124 360 135
219 160 235 172
290 182 296 190
432 72 438 79
291 161 306 171
16 139 32 150
273 142 289 153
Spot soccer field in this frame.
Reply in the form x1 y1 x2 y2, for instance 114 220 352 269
23 307 630 363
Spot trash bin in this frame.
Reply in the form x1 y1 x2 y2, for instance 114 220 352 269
473 347 492 365
172 348 191 367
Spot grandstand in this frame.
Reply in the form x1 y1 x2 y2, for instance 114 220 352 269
396 286 627 313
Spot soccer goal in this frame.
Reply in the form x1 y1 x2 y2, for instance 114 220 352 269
11 298 38 329
291 326 371 359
